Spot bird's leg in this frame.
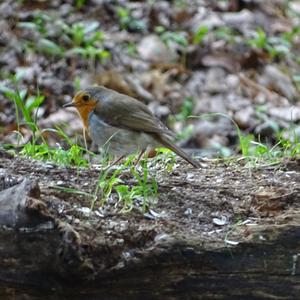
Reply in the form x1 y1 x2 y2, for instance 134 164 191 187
86 142 100 164
105 155 126 170
90 142 100 154
83 127 88 151
134 149 146 166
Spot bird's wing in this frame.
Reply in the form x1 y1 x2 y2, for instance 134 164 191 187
94 92 166 134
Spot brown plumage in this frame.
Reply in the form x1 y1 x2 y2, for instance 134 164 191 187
63 86 201 168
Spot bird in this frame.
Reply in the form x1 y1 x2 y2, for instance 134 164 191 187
63 85 201 168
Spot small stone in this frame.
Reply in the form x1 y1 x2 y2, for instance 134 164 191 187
119 221 129 232
226 74 240 89
137 34 178 63
154 233 170 243
224 239 239 245
186 173 194 180
116 238 124 246
255 121 278 137
184 208 193 216
222 9 255 28
212 215 228 226
290 1 300 15
78 207 91 217
234 107 256 129
94 210 105 218
45 163 54 169
108 221 118 229
259 235 267 241
73 218 80 224
122 251 131 260
261 65 297 100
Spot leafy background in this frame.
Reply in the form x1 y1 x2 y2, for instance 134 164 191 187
0 0 300 162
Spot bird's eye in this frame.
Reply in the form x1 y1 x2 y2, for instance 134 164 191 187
82 94 90 102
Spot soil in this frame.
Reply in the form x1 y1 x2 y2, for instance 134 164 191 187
0 152 300 299
4 155 300 245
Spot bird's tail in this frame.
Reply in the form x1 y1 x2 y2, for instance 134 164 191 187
155 134 201 168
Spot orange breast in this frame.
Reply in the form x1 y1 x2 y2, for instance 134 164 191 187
76 102 97 130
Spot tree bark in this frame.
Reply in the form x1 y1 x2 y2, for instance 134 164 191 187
0 153 299 299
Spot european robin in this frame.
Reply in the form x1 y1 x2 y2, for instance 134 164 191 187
63 86 201 168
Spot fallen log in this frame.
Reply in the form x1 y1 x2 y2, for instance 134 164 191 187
0 153 299 299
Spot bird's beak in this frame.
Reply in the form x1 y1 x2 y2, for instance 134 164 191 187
63 101 75 108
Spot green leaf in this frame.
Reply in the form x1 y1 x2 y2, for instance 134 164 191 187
293 75 300 82
25 95 45 112
17 22 39 31
37 39 64 56
193 26 209 44
84 21 100 34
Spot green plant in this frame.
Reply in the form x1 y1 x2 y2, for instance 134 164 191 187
168 97 195 141
75 0 87 9
193 26 209 44
74 76 82 91
117 7 130 29
52 186 93 199
177 97 195 121
63 21 103 47
214 26 240 43
90 154 134 209
0 80 44 134
282 26 300 43
94 163 125 208
115 185 136 212
247 28 293 58
18 16 110 61
129 160 158 212
18 13 64 57
20 142 91 166
276 129 300 157
174 124 194 142
36 38 64 56
115 163 158 213
18 12 51 35
52 153 159 213
237 134 275 159
117 7 146 31
0 78 92 166
155 26 188 48
247 28 268 49
91 154 158 212
188 112 300 164
69 46 110 63
16 123 93 166
62 21 110 63
235 132 300 164
123 42 138 56
190 113 258 158
174 0 188 9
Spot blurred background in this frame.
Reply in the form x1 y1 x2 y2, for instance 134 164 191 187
0 0 299 160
